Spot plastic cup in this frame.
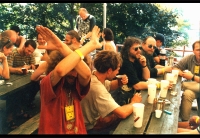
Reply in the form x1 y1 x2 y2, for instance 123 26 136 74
148 84 157 104
21 68 27 75
132 103 145 128
160 80 169 98
172 70 179 84
155 110 162 118
147 78 157 85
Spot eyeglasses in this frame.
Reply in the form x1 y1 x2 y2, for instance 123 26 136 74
134 46 142 51
148 44 156 49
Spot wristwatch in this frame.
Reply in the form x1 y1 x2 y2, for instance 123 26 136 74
191 75 195 81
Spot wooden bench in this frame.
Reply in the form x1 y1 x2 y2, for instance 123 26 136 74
8 113 40 135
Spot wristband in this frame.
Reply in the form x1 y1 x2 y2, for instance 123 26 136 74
196 117 199 124
191 75 195 81
162 68 165 74
75 49 84 60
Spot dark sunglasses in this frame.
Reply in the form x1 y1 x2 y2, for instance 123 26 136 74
134 46 142 51
148 44 156 49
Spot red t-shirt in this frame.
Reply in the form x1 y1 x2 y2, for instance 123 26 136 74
38 72 90 134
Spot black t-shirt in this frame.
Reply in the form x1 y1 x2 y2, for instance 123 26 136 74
140 48 158 78
119 59 144 88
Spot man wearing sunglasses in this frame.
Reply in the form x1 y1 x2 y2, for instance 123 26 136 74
112 37 150 105
141 36 172 78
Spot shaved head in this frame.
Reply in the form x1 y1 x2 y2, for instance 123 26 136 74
0 30 18 43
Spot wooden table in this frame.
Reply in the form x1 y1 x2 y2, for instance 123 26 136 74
113 76 182 134
0 73 33 100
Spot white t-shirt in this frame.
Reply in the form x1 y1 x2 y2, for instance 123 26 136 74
80 73 120 130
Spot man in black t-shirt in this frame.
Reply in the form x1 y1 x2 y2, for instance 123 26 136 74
75 8 96 45
112 37 150 105
153 33 165 64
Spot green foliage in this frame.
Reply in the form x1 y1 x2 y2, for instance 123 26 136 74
0 3 189 47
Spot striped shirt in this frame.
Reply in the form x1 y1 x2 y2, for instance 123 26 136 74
7 48 35 67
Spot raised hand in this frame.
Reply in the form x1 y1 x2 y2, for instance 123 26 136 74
89 25 102 49
36 25 64 50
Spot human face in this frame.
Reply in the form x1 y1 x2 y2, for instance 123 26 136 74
65 34 73 45
65 69 78 85
193 42 200 61
156 40 162 48
107 64 121 81
37 34 46 45
3 45 14 56
142 37 156 55
24 45 35 56
79 11 88 20
129 43 142 60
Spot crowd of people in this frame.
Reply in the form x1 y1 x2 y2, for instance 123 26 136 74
0 7 199 134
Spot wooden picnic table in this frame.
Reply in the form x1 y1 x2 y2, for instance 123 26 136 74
0 73 32 99
113 75 182 134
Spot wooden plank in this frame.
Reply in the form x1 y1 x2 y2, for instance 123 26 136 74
8 113 40 135
113 76 182 134
0 74 31 99
113 91 153 134
145 77 182 134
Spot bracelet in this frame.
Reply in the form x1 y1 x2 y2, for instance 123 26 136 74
196 117 199 124
162 68 165 74
75 49 84 60
191 75 195 81
142 65 147 68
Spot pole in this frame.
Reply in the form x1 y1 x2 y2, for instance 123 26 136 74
103 3 107 29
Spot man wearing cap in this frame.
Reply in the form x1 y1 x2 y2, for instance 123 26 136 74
153 33 165 64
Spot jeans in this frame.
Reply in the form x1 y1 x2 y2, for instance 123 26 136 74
180 89 200 121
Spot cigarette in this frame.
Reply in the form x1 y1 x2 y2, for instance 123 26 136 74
134 116 140 122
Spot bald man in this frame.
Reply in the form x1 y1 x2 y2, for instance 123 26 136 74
75 8 96 45
0 30 18 44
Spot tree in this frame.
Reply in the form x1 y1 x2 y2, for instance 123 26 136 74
0 3 189 47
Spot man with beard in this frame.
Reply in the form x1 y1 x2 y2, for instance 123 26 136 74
64 30 82 50
36 25 102 134
114 37 150 105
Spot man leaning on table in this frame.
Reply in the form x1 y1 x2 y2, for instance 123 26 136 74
7 39 39 110
173 40 200 122
140 36 172 78
81 50 142 134
113 37 150 105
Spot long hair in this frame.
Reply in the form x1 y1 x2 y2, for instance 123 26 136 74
103 28 114 41
46 50 64 75
120 37 142 60
0 37 13 52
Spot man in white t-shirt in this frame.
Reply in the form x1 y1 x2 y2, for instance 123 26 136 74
81 50 142 134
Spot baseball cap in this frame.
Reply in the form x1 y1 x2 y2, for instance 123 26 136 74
155 33 165 46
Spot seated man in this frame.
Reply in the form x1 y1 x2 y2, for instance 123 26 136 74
7 39 39 117
141 36 172 78
115 36 150 105
81 50 142 134
173 40 200 121
153 33 165 64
